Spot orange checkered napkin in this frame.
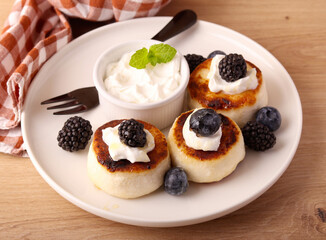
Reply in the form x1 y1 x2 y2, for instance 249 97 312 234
0 0 171 156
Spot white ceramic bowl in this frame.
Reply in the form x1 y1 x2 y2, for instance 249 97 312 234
93 39 190 129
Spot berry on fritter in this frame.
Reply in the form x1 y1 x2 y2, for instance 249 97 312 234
190 108 221 137
118 119 146 148
242 121 276 151
57 116 93 152
218 53 247 82
184 54 206 73
207 50 226 59
164 167 189 196
256 106 282 131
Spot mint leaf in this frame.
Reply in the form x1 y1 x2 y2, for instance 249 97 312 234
129 47 149 69
149 43 177 64
129 43 177 69
147 50 158 66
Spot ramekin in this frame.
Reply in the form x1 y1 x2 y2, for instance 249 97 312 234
93 39 190 129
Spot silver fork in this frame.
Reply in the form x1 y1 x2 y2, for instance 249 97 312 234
41 87 99 115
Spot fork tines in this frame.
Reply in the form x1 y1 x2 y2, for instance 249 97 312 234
41 87 99 115
41 93 71 105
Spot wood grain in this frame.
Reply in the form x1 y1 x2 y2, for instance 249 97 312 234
1 0 326 239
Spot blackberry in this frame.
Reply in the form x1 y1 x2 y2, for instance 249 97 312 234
190 108 221 137
184 54 206 73
242 121 276 151
57 116 93 152
218 53 247 82
118 119 146 148
164 167 189 196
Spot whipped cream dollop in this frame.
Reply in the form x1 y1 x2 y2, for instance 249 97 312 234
182 110 222 151
208 55 258 95
102 124 155 163
104 51 181 104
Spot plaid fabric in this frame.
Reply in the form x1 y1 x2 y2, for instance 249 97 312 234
0 0 171 156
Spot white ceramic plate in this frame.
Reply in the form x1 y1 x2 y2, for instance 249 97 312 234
21 17 302 227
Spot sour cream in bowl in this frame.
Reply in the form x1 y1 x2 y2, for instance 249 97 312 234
93 40 190 129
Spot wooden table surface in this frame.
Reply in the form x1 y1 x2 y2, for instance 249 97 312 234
1 0 326 239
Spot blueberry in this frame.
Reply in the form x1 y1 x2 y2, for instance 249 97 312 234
164 167 188 196
190 109 221 137
256 106 281 131
207 50 226 59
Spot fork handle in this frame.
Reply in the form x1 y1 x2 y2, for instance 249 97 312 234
151 9 197 42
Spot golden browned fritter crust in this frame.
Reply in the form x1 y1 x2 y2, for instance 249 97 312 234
170 110 241 161
92 120 168 173
188 59 263 111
